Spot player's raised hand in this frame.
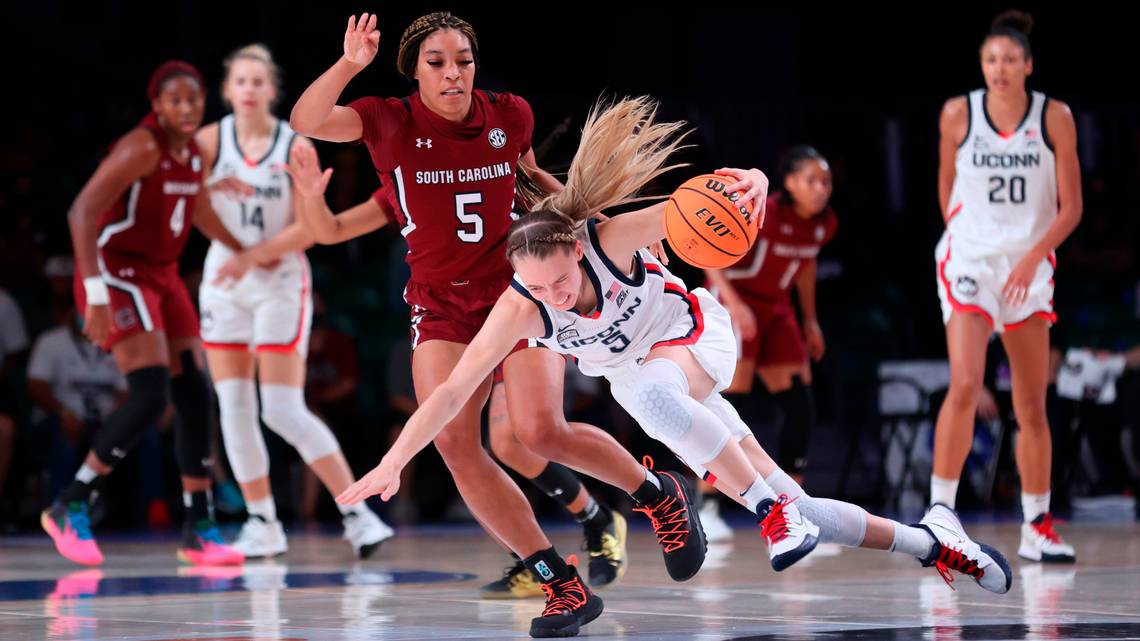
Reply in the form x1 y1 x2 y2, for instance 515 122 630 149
283 146 332 198
343 13 381 69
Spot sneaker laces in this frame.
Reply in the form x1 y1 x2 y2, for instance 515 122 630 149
632 456 691 553
539 556 587 617
932 545 983 590
758 494 796 544
633 490 690 553
1032 513 1062 544
67 503 94 541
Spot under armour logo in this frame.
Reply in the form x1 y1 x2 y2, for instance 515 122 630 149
416 138 433 149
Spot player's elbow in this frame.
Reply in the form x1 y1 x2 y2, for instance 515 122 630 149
289 108 320 137
67 201 95 228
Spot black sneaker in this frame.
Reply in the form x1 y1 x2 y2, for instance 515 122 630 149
632 468 706 581
529 561 604 638
480 558 544 599
584 510 627 587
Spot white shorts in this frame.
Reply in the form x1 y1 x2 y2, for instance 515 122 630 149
200 247 313 354
935 232 1056 333
605 288 739 398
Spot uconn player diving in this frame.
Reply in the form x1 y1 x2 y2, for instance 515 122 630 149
334 98 1014 631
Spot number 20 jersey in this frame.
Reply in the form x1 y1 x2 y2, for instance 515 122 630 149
947 89 1057 259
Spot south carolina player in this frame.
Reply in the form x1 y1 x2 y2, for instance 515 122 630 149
336 97 1013 605
702 146 836 538
707 146 836 472
195 44 393 560
44 61 244 567
290 14 707 636
931 10 1081 563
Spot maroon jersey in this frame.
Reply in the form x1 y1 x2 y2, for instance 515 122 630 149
349 90 534 285
96 113 203 265
723 192 837 303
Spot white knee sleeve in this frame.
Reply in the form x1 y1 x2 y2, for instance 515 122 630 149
259 384 340 464
702 393 754 441
620 359 732 471
215 378 268 483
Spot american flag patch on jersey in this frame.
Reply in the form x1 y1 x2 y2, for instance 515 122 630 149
605 281 622 300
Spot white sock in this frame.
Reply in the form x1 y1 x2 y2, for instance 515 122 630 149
765 469 867 547
338 501 367 517
930 475 959 509
891 522 936 559
75 463 99 484
1022 492 1050 523
247 496 277 523
739 474 777 512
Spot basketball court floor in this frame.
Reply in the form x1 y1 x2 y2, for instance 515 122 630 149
2 519 1138 640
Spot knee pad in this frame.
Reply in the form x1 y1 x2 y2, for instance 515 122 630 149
625 359 730 467
93 366 170 466
171 351 213 477
259 384 340 464
702 393 754 442
214 378 268 483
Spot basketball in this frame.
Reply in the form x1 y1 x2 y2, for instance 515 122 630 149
664 173 760 269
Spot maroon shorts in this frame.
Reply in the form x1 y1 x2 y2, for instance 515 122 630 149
75 253 199 350
404 276 528 354
739 296 805 367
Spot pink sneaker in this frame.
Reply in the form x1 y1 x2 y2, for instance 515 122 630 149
41 502 104 566
177 519 244 567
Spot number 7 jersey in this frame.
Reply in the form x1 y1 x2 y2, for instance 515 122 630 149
349 90 534 285
947 89 1057 259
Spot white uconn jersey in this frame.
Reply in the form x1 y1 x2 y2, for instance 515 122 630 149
209 115 296 249
947 90 1056 258
512 219 707 379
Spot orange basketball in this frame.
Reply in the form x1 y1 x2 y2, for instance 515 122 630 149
664 173 759 269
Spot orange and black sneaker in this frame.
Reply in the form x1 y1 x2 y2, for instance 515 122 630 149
632 458 706 582
528 556 604 638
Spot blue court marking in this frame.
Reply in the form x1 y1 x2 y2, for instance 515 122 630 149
727 622 1140 640
0 569 476 601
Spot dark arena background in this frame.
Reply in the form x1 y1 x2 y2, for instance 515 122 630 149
0 3 1137 640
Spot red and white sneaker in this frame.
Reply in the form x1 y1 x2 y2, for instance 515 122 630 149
755 494 819 572
917 504 1012 594
1019 513 1076 563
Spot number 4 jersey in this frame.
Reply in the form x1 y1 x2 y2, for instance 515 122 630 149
96 112 203 265
81 112 203 349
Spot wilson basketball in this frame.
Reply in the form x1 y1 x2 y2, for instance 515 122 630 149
664 174 759 269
